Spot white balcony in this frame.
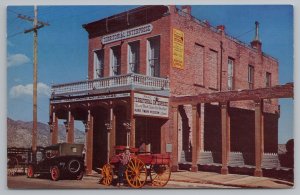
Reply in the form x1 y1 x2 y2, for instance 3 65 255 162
51 73 170 97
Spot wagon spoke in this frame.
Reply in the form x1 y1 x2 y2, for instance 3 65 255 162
127 162 135 171
150 164 171 187
101 164 113 186
125 158 147 188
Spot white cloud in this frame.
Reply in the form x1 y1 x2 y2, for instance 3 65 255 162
10 83 51 98
14 78 22 83
7 53 30 67
7 41 14 47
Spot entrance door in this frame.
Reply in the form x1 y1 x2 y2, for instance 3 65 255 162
92 107 108 170
135 117 165 154
115 106 128 146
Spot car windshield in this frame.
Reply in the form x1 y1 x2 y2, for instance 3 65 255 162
36 151 44 162
45 149 59 159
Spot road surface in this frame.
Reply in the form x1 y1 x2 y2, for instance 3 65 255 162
7 175 235 189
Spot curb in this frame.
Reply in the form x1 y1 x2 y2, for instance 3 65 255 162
169 177 293 188
84 173 293 188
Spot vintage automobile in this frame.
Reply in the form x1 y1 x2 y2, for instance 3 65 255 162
27 143 85 181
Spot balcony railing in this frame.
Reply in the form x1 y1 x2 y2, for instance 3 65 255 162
51 73 170 96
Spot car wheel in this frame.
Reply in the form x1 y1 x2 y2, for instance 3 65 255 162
50 166 60 181
76 170 84 180
67 159 81 173
27 165 34 178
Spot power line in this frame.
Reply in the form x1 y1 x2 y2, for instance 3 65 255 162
7 7 33 16
236 28 255 39
7 9 20 15
7 31 23 38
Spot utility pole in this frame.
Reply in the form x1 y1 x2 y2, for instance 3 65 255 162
18 6 49 161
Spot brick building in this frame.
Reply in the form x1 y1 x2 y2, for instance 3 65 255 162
49 5 280 176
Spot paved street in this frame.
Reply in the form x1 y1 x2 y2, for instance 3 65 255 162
7 175 234 189
7 170 293 189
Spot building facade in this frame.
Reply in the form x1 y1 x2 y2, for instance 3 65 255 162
49 5 279 176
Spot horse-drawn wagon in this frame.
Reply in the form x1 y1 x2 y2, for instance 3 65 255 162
101 145 171 188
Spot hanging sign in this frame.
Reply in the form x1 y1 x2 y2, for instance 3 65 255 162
102 24 153 44
50 93 130 104
134 93 169 118
172 28 184 69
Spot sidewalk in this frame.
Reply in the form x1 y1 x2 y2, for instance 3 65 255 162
170 170 294 188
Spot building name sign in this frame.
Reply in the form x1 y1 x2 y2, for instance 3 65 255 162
134 93 169 118
101 24 153 44
173 28 185 69
51 93 130 104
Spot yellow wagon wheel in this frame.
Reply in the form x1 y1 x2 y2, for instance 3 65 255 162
150 164 171 187
125 157 147 188
101 164 113 186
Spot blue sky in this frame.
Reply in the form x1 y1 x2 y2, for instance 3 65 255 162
7 5 293 144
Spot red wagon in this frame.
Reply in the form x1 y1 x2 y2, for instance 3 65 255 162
101 146 171 188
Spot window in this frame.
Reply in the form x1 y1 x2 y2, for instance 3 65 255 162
94 50 104 79
266 72 271 87
110 46 121 76
208 49 218 89
194 44 204 85
128 41 140 73
147 36 160 77
248 65 254 89
227 58 234 90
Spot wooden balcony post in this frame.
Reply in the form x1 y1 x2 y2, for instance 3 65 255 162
171 105 179 172
67 110 74 143
220 102 229 174
50 112 58 144
254 100 263 177
85 110 94 175
191 104 200 172
110 107 116 157
130 118 136 147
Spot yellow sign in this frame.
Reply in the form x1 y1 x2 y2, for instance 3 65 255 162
173 29 184 69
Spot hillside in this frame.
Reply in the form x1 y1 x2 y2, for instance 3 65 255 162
7 117 85 148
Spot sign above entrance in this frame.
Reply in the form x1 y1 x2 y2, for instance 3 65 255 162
134 93 169 118
50 93 130 104
101 24 153 44
172 28 184 69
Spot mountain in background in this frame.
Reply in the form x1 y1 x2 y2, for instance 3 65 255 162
7 117 85 148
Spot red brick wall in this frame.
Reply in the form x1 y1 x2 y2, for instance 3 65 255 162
166 6 279 164
87 15 171 79
168 7 279 97
85 6 280 160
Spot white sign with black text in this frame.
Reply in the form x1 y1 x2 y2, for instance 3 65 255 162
101 24 153 44
134 93 169 118
51 93 130 104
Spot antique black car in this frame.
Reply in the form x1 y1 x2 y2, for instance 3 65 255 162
27 143 85 181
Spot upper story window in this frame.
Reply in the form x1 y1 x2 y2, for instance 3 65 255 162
248 65 254 89
194 43 204 86
208 49 218 90
94 50 104 79
266 72 271 87
227 58 234 90
128 41 140 73
147 36 160 77
110 46 121 76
